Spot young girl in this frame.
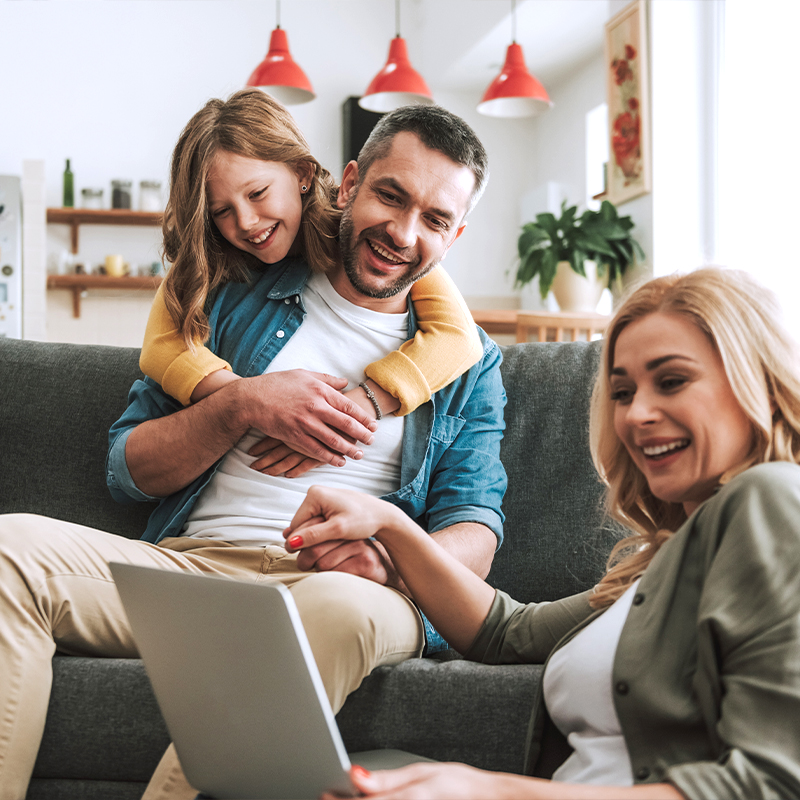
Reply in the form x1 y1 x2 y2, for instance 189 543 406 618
139 88 483 474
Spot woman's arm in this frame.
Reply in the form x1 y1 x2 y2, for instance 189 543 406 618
285 486 495 652
327 763 685 800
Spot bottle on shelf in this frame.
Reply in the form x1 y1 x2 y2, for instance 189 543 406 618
63 159 74 208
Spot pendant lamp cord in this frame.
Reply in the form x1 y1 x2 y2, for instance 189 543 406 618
511 0 517 44
395 0 401 37
276 0 281 29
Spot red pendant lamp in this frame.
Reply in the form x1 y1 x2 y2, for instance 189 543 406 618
359 0 434 113
478 0 552 118
246 0 315 105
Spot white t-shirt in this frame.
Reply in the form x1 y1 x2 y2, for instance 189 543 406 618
543 579 640 786
182 272 408 546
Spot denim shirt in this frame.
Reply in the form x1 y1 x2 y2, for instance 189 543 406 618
106 259 507 647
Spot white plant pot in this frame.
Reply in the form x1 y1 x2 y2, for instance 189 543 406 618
551 260 605 313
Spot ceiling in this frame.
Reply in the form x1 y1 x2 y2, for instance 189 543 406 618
369 0 609 94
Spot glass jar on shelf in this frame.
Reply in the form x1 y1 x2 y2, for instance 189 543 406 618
139 180 162 212
111 180 132 210
81 187 103 209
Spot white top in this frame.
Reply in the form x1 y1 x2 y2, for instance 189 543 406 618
543 579 641 786
182 272 408 546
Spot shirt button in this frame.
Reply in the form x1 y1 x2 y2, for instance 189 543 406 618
615 681 629 695
276 330 285 339
633 593 645 605
284 298 291 304
635 767 651 780
294 296 300 303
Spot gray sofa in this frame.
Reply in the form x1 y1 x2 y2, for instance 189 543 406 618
0 336 620 800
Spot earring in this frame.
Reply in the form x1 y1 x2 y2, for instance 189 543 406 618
301 185 308 193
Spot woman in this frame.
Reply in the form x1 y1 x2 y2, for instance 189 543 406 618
285 267 800 800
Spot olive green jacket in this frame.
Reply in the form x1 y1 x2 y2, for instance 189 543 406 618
465 462 800 799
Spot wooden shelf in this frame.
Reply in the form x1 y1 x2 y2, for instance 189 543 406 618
47 208 163 254
47 274 162 318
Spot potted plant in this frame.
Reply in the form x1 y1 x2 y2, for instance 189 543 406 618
515 200 645 311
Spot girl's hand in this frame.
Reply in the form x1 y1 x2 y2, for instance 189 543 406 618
283 486 402 550
248 436 323 478
324 763 535 800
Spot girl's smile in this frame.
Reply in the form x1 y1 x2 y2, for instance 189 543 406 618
611 312 755 516
206 151 310 264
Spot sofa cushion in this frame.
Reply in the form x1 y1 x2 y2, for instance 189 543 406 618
492 342 622 603
0 340 154 538
34 652 541 790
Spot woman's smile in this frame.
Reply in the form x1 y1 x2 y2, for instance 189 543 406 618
611 312 754 515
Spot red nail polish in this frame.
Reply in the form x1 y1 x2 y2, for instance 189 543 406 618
352 765 371 779
288 535 303 549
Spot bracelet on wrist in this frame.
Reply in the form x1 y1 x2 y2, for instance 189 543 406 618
358 381 383 421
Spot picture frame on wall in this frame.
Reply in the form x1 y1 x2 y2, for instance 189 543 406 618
605 0 651 205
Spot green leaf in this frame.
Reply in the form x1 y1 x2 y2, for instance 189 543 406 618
559 205 578 228
575 230 616 257
571 250 587 277
539 249 559 297
518 225 549 257
515 249 544 287
599 200 617 221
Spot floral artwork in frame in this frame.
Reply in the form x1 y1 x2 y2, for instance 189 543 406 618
605 0 651 204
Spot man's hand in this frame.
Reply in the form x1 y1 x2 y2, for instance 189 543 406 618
125 371 378 498
236 370 378 467
289 535 405 591
248 437 323 478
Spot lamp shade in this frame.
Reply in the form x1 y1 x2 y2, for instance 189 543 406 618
246 27 315 105
477 43 552 118
359 36 434 113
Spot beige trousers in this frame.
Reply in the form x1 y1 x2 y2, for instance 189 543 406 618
0 514 424 800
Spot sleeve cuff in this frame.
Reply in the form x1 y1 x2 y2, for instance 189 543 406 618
365 351 431 417
162 349 232 406
106 428 160 503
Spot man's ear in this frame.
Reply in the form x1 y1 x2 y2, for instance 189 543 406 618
441 221 467 261
337 161 359 209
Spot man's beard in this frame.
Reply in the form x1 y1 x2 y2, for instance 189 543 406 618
338 198 439 299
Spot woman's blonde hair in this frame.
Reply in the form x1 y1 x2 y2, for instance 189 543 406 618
161 88 341 348
590 267 800 607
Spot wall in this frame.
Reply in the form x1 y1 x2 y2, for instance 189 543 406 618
515 50 608 310
717 0 800 339
1 0 570 345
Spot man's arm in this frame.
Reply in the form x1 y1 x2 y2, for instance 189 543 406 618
122 370 378 498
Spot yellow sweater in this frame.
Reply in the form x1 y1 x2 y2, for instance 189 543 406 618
139 265 482 416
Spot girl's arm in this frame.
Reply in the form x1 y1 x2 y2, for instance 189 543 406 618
139 283 234 406
250 266 482 477
364 265 483 416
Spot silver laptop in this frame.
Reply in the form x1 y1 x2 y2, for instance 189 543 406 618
110 563 429 800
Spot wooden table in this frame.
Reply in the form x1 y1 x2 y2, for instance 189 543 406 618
468 309 520 337
470 309 611 343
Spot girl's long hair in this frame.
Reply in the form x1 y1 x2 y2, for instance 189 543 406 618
161 88 341 348
589 267 800 608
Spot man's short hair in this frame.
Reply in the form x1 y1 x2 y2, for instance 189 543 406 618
356 105 489 215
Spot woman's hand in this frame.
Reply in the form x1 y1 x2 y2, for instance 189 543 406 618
323 763 540 800
283 486 405 551
329 764 689 800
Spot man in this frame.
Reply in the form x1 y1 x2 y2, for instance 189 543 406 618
0 104 506 800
